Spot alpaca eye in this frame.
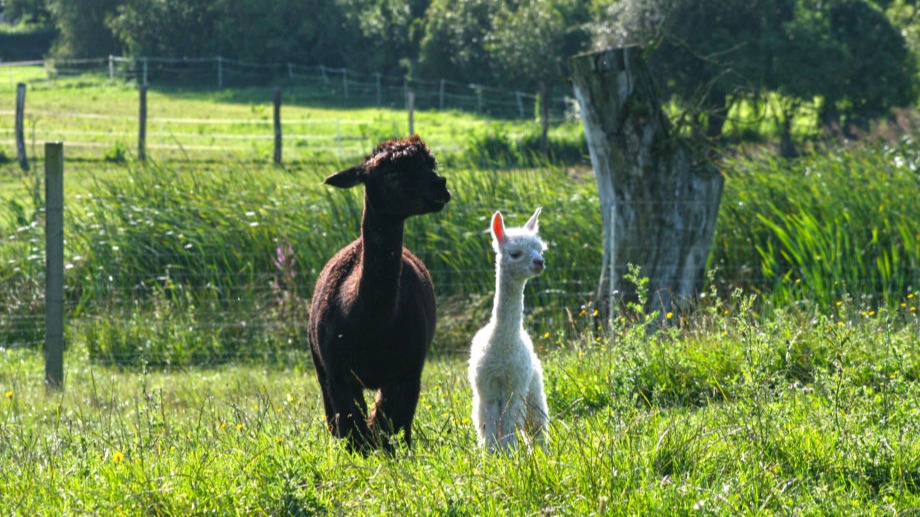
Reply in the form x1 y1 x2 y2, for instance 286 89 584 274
509 251 522 259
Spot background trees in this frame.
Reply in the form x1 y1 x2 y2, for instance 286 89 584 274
592 0 916 150
4 0 916 144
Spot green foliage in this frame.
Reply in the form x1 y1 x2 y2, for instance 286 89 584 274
414 0 498 85
485 0 590 92
2 0 51 26
46 0 121 59
712 136 920 307
593 0 916 147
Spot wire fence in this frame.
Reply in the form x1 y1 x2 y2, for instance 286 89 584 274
1 56 577 164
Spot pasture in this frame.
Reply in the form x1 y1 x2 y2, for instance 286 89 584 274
1 73 919 514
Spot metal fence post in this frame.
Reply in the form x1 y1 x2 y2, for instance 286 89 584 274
407 90 415 136
274 87 282 164
44 142 65 389
15 82 29 171
139 84 147 161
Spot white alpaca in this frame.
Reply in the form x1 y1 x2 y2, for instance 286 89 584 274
469 208 549 452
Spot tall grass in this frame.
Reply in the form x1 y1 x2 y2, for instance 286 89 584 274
0 157 602 363
712 135 920 308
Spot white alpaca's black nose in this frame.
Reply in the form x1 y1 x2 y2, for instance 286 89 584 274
533 258 545 272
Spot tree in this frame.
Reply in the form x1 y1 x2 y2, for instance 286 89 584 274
414 0 500 85
571 47 724 318
593 0 796 145
486 0 590 150
47 0 121 59
109 0 215 58
591 0 915 149
4 0 52 25
336 0 430 73
811 0 915 131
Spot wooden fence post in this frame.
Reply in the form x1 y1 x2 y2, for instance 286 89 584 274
15 83 29 171
138 84 147 161
273 87 282 164
44 142 65 389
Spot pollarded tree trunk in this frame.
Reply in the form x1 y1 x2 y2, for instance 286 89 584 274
570 47 724 318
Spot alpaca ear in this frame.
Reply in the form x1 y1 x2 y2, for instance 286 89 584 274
323 166 365 189
525 207 542 232
491 211 506 244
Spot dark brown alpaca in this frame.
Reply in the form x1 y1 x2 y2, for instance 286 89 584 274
308 135 451 452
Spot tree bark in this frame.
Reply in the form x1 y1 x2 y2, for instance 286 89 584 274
570 47 725 318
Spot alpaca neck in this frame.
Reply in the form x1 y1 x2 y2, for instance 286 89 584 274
358 202 405 313
491 271 527 332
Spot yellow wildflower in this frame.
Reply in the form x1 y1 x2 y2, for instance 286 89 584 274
4 390 12 399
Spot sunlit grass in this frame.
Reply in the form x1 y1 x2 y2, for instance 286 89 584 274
1 298 918 514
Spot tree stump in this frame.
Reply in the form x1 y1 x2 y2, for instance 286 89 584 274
570 47 724 318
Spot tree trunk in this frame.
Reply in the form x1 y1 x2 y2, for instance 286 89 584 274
570 47 724 318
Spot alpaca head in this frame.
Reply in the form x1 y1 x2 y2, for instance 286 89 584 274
323 135 451 218
491 208 546 282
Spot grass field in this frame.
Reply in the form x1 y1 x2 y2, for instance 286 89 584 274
2 302 919 514
1 71 920 514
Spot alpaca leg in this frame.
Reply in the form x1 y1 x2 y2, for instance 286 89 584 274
525 373 550 448
498 398 525 451
370 376 421 450
474 398 502 451
329 379 371 452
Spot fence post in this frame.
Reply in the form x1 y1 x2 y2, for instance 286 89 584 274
439 79 445 110
15 83 28 171
516 91 525 119
407 90 415 136
217 56 223 89
374 73 381 106
342 68 348 100
44 142 65 390
143 57 148 86
273 87 282 165
288 63 293 79
108 55 114 80
138 84 147 161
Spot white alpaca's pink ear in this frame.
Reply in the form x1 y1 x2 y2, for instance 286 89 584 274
491 211 506 244
525 207 542 232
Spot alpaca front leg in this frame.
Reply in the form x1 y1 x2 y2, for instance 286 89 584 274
497 398 525 451
370 376 421 450
524 375 550 449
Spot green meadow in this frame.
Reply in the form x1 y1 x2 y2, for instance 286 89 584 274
1 73 919 514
